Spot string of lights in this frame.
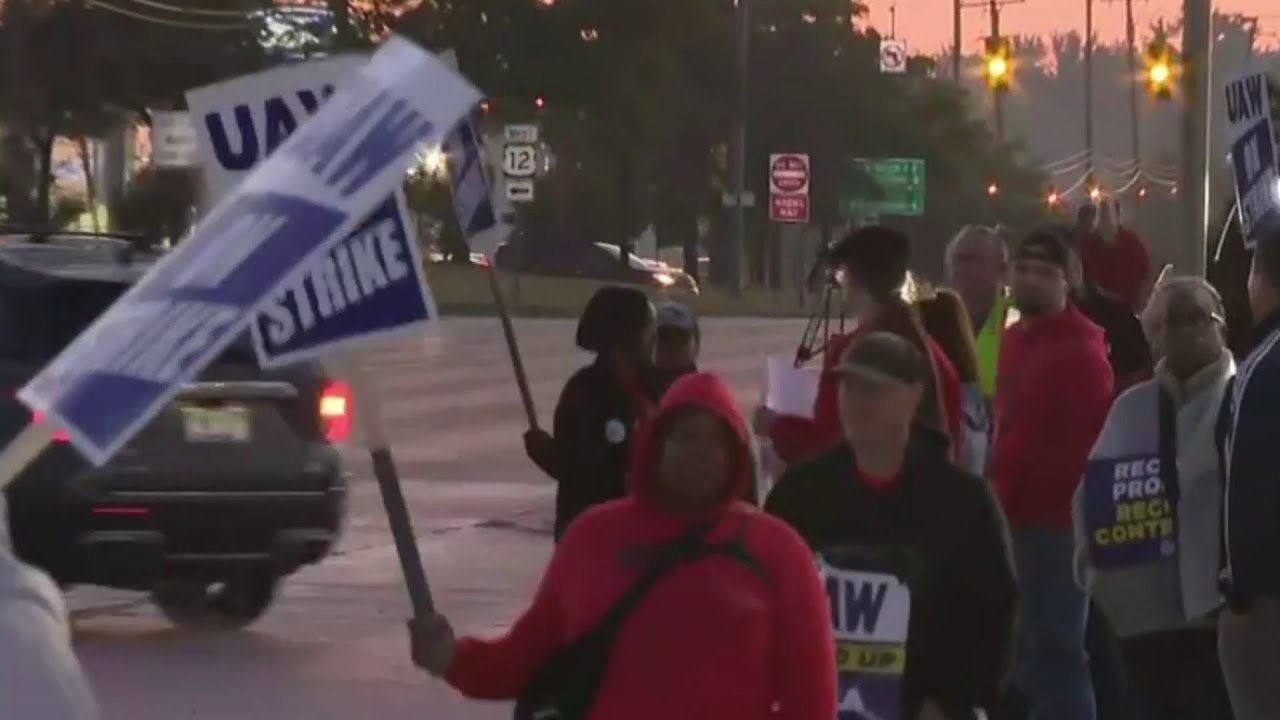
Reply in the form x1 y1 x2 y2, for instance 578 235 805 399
84 0 249 29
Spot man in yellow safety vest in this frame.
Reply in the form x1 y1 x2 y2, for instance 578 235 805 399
944 225 1019 397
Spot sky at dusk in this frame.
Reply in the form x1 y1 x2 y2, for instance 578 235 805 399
866 0 1280 55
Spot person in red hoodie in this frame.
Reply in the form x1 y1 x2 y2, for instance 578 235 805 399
1075 199 1152 312
992 229 1114 720
761 226 962 465
408 372 837 720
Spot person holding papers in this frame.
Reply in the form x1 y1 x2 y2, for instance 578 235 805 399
1071 276 1234 720
759 226 961 465
410 372 837 720
522 287 660 541
766 332 1017 720
0 497 99 720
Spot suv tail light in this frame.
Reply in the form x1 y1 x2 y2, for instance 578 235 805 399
31 410 69 442
319 381 352 443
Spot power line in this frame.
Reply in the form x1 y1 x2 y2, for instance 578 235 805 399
122 0 256 17
84 0 250 30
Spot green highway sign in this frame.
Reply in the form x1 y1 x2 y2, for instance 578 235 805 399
844 157 926 217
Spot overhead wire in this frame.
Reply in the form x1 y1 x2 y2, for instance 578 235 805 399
84 0 251 30
121 0 256 17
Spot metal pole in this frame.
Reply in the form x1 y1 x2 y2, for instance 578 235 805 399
1124 0 1142 165
728 0 750 297
1085 0 1095 172
1180 0 1212 276
890 5 897 38
953 0 963 81
990 0 1005 139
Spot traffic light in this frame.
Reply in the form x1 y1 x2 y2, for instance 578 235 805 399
1145 41 1173 99
984 36 1011 93
534 96 546 110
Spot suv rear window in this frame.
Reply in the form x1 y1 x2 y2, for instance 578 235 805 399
0 280 258 365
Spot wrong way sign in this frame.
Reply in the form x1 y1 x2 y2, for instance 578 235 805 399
769 153 810 224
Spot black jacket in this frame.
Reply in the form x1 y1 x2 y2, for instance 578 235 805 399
546 360 654 540
764 429 1017 719
1222 311 1280 606
1076 286 1153 394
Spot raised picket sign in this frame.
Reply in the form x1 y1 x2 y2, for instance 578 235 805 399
20 37 480 466
1224 70 1280 250
186 54 440 368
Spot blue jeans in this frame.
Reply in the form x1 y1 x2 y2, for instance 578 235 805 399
1013 528 1096 720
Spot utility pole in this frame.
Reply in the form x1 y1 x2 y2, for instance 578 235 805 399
1085 0 1095 173
953 0 963 81
727 0 751 296
1180 0 1212 276
890 5 897 38
989 0 1005 139
1123 0 1141 166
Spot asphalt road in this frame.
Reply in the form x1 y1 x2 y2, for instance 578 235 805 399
66 315 807 720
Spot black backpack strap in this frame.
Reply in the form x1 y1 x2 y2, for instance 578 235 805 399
1157 385 1181 506
601 522 717 627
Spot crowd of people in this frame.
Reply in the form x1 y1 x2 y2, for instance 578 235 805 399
6 197 1280 720
411 199 1280 720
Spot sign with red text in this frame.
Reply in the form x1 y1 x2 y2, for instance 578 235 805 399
769 153 810 223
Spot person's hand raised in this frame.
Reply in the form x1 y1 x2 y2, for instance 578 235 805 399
408 613 456 677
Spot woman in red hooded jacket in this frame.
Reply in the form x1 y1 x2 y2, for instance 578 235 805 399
408 372 837 720
762 226 963 465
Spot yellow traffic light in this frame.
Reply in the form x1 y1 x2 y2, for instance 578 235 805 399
1146 41 1173 100
984 36 1011 92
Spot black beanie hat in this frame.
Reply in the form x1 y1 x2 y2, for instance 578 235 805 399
575 286 654 353
829 225 910 298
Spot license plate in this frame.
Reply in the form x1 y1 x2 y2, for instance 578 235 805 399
181 405 250 443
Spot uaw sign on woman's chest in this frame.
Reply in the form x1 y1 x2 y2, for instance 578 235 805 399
818 555 912 720
1083 454 1176 569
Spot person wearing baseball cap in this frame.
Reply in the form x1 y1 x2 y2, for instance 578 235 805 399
759 225 963 466
652 301 701 395
766 332 1016 720
991 229 1114 720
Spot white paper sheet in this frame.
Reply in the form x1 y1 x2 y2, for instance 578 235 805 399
764 355 820 419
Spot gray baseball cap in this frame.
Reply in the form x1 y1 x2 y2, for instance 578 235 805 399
655 301 699 335
834 331 929 386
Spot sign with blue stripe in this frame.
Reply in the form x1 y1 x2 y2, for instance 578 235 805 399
20 38 479 465
187 54 439 368
1224 70 1280 250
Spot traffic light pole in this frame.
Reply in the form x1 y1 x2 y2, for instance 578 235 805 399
1179 0 1212 276
727 0 751 297
989 0 1005 139
1085 0 1095 172
1123 0 1141 165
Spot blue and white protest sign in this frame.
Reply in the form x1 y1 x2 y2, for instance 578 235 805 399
1082 454 1176 570
187 55 438 368
443 114 499 242
1224 70 1279 250
20 37 479 465
819 557 911 720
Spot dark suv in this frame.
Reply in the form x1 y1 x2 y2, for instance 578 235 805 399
0 232 349 630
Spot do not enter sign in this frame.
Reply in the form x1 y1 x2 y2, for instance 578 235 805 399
769 153 810 223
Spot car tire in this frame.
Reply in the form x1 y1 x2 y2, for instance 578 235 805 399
152 572 278 631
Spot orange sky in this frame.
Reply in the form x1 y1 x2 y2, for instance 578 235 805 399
868 0 1280 54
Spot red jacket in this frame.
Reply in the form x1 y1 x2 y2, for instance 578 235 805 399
446 373 837 720
1078 226 1151 311
990 306 1113 529
770 327 963 465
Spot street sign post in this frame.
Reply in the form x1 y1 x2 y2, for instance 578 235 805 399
769 153 810 224
503 124 539 203
844 157 925 217
1224 70 1279 250
879 39 908 74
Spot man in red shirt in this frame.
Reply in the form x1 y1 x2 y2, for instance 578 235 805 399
993 229 1114 720
1075 200 1152 311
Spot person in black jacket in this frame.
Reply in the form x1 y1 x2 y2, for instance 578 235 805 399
765 331 1017 720
523 286 658 540
1219 223 1280 720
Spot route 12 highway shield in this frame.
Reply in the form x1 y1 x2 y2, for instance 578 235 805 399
17 36 479 466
